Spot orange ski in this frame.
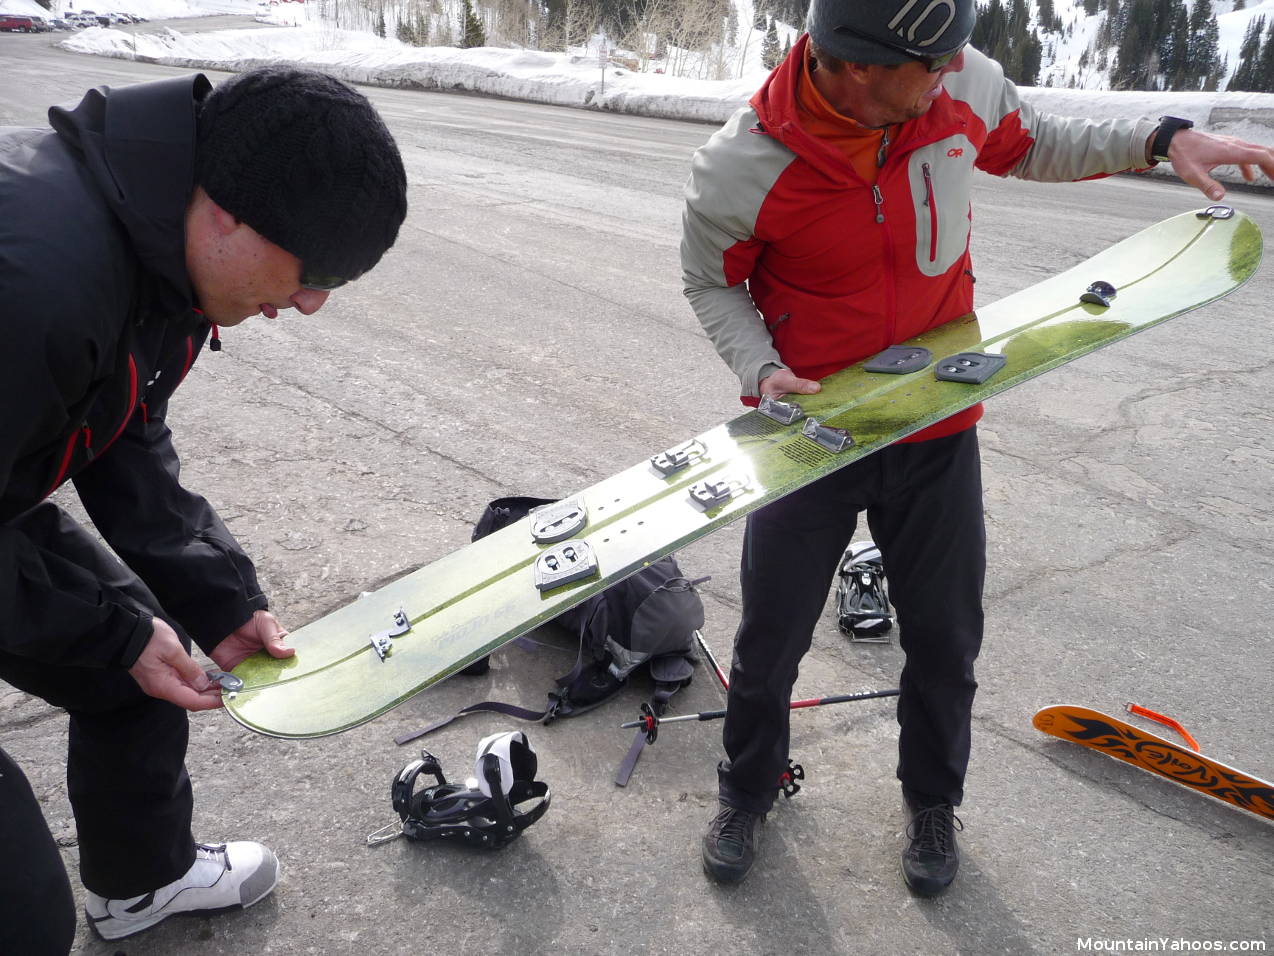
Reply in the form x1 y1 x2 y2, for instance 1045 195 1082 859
1032 705 1274 822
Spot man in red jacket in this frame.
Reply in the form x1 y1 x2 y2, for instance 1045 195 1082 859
682 0 1274 894
0 68 406 951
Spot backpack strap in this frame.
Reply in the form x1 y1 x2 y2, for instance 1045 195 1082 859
541 597 624 721
392 601 615 746
393 699 553 746
613 651 695 786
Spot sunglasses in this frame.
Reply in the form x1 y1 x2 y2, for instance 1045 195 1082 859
833 24 967 72
299 268 350 292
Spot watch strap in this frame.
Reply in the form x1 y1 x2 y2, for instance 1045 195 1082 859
1151 116 1194 163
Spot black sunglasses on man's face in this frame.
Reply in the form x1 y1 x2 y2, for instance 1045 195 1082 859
833 24 967 72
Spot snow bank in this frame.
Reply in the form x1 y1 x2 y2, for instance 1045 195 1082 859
59 21 1274 185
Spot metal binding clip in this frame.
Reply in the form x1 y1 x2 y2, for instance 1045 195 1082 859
206 669 244 697
688 475 747 509
801 418 854 453
1197 204 1234 220
534 540 599 591
650 439 706 477
369 608 412 662
1079 280 1117 307
529 498 587 543
757 394 805 425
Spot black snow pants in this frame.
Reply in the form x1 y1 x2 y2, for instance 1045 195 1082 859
717 427 986 813
0 503 196 913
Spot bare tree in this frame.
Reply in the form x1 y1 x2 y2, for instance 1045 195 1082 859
621 0 734 78
562 0 596 52
490 0 533 46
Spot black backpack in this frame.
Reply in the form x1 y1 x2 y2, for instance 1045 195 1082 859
396 496 707 784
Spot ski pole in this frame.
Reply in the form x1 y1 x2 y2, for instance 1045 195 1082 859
692 629 898 711
624 688 901 743
693 628 730 690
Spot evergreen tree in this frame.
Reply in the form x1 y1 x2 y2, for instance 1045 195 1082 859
1257 17 1274 90
1111 0 1156 89
461 0 486 47
1098 0 1119 47
396 17 416 43
1158 0 1190 88
1188 0 1211 36
1186 0 1221 90
1209 51 1227 90
1038 0 1060 32
1007 0 1029 35
969 0 1039 85
774 0 804 27
1019 28 1043 85
1083 0 1100 14
374 5 385 38
761 18 780 69
970 0 1005 55
1228 16 1264 90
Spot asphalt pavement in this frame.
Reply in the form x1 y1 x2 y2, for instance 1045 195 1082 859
1 28 1272 956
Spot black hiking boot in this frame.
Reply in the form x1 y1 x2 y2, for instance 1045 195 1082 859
702 803 764 884
901 795 963 896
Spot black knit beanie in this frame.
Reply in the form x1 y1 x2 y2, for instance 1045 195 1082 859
195 67 408 283
807 0 974 64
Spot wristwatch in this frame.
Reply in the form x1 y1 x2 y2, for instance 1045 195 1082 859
1150 116 1194 163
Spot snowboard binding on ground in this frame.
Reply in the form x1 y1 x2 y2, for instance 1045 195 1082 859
836 540 893 642
367 731 550 848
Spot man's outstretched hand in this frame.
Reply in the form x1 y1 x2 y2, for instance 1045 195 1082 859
210 609 293 673
1166 128 1274 202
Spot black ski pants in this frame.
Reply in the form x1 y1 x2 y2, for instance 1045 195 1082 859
718 427 986 814
0 503 196 905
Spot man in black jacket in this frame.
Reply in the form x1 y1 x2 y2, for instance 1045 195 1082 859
0 67 407 950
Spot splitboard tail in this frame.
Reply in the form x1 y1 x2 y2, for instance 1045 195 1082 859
1033 705 1274 822
225 206 1262 739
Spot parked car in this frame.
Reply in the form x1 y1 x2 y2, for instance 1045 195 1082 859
27 15 52 30
0 14 37 31
48 17 71 28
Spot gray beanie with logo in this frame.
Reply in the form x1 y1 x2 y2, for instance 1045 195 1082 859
806 0 975 64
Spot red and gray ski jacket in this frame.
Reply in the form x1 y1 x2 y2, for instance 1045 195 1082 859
682 36 1157 438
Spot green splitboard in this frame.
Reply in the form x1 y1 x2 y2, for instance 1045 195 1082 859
225 206 1262 739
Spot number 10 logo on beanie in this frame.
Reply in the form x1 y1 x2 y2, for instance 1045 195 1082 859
888 0 960 48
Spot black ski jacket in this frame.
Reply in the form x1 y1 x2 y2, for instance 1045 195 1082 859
0 74 267 669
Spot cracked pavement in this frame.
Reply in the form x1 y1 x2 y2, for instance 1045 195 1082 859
1 33 1271 956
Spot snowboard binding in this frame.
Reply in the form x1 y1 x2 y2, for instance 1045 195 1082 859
368 731 550 848
835 540 893 642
